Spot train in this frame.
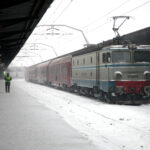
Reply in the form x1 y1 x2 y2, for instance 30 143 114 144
25 44 150 104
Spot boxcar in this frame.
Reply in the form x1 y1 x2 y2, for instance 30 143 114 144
36 61 51 84
47 55 71 88
25 65 37 83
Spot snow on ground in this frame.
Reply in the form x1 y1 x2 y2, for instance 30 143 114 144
14 79 150 150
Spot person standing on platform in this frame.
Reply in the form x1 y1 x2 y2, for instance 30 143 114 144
4 73 12 93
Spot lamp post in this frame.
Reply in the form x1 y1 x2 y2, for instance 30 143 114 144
37 24 90 46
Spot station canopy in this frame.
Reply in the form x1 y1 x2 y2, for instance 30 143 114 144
0 0 53 70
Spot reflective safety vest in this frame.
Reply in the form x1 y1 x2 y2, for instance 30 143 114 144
5 76 11 82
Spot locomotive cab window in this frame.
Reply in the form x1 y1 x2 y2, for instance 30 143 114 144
91 57 93 64
90 72 92 77
134 51 150 63
112 51 130 63
107 53 111 63
102 53 106 63
83 58 85 64
102 53 111 63
77 59 79 65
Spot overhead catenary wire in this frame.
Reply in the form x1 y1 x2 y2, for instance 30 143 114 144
122 0 150 15
34 0 132 37
33 0 130 44
34 0 73 38
51 0 74 24
83 0 150 34
30 0 150 50
82 0 132 29
35 0 132 42
43 0 65 25
62 0 150 46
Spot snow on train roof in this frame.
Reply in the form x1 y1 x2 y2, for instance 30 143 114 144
36 61 51 68
103 45 150 50
50 55 71 65
136 45 150 49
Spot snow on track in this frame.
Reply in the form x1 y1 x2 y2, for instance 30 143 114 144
14 79 150 150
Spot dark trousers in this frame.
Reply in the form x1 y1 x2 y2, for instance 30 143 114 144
5 82 10 93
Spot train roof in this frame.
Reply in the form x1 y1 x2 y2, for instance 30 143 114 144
136 45 150 49
36 61 51 68
27 44 150 69
102 44 150 51
49 55 71 65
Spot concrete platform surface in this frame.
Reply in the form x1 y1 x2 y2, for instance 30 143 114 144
0 80 98 150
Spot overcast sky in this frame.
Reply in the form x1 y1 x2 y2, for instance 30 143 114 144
11 0 150 66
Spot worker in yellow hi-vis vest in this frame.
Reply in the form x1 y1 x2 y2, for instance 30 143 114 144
4 73 12 93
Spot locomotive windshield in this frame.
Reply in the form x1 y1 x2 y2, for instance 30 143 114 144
134 51 150 62
112 51 130 63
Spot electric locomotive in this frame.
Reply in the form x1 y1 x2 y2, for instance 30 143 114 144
71 44 150 104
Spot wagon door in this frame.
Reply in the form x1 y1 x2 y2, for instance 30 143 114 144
99 52 111 92
96 51 100 87
67 62 71 87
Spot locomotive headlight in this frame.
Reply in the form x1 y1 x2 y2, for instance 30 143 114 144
144 71 150 80
115 71 122 80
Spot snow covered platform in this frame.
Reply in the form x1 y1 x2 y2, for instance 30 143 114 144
0 79 98 150
1 79 150 150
